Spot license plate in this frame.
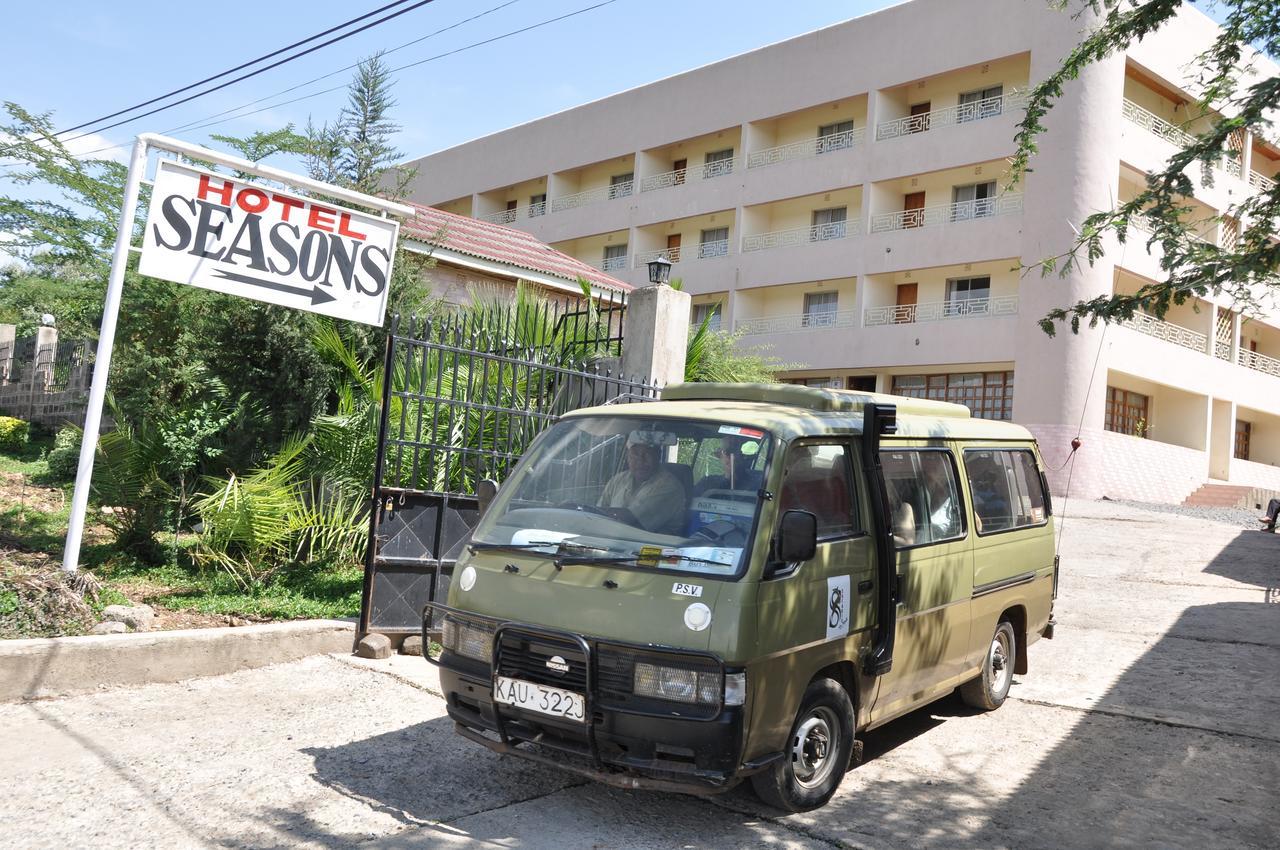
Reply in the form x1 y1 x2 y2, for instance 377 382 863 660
493 676 585 723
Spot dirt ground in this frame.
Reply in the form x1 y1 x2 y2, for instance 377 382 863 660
1 499 1277 849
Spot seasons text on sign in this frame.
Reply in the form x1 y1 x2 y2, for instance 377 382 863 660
151 174 389 297
139 160 399 326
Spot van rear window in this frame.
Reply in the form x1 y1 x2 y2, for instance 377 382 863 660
963 449 1048 534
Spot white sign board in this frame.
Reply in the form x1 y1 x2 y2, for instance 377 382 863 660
139 160 399 326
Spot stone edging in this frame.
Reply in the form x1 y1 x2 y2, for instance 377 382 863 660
0 619 356 702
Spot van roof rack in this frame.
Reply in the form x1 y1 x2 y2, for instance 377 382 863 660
661 382 972 419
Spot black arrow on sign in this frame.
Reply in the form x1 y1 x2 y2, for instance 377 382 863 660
210 269 337 306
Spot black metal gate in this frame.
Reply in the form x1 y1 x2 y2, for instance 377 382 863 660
359 294 658 638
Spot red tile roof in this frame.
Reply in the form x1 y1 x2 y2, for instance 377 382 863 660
401 204 632 294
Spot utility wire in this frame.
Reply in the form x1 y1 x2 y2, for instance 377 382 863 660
61 0 443 144
55 0 422 138
165 0 522 136
37 0 617 163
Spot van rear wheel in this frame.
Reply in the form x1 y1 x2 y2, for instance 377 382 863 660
960 620 1016 710
750 678 854 812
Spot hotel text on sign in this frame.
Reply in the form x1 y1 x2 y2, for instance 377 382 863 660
139 160 399 326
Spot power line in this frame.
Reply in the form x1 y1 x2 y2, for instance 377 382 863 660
61 0 443 144
55 0 421 138
165 0 522 136
31 0 619 163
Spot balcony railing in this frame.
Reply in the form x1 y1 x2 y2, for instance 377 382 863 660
1239 347 1280 378
592 255 628 273
634 246 682 266
1121 312 1208 352
640 168 689 192
1121 99 1195 147
737 309 859 335
701 157 737 180
746 128 865 169
875 90 1026 141
741 220 860 253
869 193 1023 233
479 201 547 225
1249 170 1277 193
550 180 634 213
864 295 1019 326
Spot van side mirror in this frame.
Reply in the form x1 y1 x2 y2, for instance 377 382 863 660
777 509 818 563
477 479 499 517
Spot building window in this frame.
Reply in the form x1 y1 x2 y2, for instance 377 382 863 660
817 120 855 153
945 276 992 315
691 302 722 332
811 207 848 241
602 243 628 272
1105 387 1149 437
699 227 729 258
608 172 634 199
952 181 997 220
703 148 735 179
957 84 1004 122
893 371 1014 421
803 291 839 327
529 192 547 217
797 377 843 388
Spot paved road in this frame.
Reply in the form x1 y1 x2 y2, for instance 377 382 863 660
3 500 1278 849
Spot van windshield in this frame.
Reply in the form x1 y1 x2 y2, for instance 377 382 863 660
471 415 773 577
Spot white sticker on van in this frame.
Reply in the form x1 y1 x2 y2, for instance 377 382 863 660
826 575 851 640
672 582 703 598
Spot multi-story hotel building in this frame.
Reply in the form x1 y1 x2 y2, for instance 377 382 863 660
399 0 1280 503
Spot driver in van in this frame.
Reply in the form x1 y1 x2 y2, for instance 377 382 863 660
598 431 686 534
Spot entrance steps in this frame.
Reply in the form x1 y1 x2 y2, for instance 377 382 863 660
1182 483 1280 511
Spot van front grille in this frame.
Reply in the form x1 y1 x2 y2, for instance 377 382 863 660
495 629 587 692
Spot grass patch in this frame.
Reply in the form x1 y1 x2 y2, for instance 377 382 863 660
0 433 53 478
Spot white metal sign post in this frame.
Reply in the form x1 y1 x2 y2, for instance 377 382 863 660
62 133 415 573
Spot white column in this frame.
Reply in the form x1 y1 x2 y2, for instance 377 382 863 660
620 284 692 387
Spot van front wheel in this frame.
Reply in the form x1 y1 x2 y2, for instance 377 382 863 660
750 678 854 812
960 620 1016 710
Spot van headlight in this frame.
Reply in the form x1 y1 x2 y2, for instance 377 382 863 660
441 616 493 663
633 662 722 706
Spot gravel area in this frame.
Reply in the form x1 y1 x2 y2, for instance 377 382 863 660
1099 497 1271 530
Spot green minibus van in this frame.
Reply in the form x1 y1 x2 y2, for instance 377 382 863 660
425 383 1057 811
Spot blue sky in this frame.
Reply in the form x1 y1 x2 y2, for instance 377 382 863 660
2 0 894 167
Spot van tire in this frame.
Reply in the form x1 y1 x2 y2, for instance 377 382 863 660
961 620 1016 710
750 678 854 812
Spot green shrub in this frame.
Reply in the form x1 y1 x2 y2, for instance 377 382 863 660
45 426 82 481
0 417 29 452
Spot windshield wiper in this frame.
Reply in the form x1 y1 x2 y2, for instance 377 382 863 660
468 541 564 554
555 553 734 569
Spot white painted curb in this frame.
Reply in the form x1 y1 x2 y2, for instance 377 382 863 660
0 619 356 702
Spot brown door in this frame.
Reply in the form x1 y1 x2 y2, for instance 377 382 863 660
909 101 931 133
895 283 918 324
903 191 926 228
1235 420 1251 461
673 158 687 185
666 233 682 262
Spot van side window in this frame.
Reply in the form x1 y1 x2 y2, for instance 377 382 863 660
777 443 860 539
879 450 964 547
964 449 1048 534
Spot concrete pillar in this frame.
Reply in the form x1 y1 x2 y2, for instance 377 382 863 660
1015 5 1125 497
621 283 691 388
0 324 14 384
1209 398 1235 481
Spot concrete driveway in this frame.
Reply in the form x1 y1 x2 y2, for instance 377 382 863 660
3 500 1277 849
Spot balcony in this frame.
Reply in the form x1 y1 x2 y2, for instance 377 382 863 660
864 295 1018 326
639 157 738 193
875 90 1026 141
737 309 858 336
869 193 1023 233
1121 312 1208 353
480 202 546 225
741 220 860 253
745 128 865 170
550 181 635 213
1239 348 1280 378
1249 170 1277 193
633 241 732 267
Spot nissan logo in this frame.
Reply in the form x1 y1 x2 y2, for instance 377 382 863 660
545 655 570 674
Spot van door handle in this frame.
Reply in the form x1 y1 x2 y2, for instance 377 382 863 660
857 580 873 594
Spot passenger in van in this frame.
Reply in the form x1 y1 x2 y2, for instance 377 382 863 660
887 457 960 545
694 436 763 496
598 434 687 534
